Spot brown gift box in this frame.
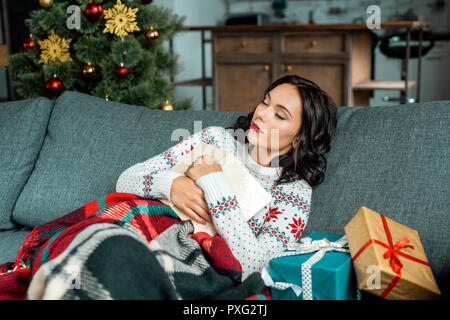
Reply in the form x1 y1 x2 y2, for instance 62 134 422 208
344 206 441 300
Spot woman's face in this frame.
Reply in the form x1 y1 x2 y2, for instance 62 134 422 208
248 83 303 158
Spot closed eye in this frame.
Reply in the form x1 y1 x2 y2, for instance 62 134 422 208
261 101 286 120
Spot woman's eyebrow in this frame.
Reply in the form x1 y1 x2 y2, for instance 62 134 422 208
267 92 292 117
277 104 292 117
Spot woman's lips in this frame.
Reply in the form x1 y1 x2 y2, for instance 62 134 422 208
250 122 261 133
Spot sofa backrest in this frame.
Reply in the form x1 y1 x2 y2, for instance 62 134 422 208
11 91 244 227
0 97 54 230
8 91 449 293
303 100 450 290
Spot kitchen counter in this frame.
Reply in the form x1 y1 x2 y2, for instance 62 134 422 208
187 21 429 32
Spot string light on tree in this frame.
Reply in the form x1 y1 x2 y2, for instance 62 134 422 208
22 34 35 50
83 61 96 78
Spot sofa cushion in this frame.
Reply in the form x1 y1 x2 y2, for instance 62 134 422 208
0 228 32 263
304 100 450 292
12 91 244 228
0 98 54 230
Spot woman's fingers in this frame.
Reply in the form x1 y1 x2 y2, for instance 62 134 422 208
194 188 209 209
198 199 210 215
171 175 212 224
183 206 207 225
191 199 212 223
194 188 211 222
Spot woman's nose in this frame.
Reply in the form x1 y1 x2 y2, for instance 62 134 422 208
254 113 264 123
256 108 271 122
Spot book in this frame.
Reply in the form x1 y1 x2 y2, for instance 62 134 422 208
160 142 272 235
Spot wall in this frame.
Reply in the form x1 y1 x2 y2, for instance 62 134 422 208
155 0 226 110
228 0 449 32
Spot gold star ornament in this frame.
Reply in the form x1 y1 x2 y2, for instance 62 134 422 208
103 0 140 40
38 30 72 64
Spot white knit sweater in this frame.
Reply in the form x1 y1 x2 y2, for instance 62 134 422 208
116 126 312 280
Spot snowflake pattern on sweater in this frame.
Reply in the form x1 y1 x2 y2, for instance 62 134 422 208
116 126 312 280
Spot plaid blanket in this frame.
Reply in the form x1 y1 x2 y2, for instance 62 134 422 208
0 193 268 300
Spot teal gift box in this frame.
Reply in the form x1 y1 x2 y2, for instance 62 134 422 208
267 232 359 300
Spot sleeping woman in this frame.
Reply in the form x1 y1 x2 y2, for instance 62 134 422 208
116 74 337 281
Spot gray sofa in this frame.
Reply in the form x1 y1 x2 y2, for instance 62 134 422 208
1 91 448 299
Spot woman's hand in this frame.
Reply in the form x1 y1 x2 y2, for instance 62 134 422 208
170 176 212 225
169 155 222 225
184 155 223 182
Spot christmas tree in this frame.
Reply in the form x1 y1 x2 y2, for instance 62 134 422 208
8 0 193 110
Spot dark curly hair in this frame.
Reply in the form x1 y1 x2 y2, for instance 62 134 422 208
226 75 337 187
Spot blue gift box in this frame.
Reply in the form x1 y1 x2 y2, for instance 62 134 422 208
268 232 359 300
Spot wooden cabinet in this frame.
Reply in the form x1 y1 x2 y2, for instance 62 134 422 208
182 22 428 111
284 33 345 53
213 30 353 111
279 63 345 106
216 36 272 53
216 63 271 112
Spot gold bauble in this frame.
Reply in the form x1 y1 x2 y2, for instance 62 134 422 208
145 26 160 43
82 62 96 78
161 100 173 111
39 0 54 9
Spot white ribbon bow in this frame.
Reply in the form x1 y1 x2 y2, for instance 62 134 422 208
261 235 360 300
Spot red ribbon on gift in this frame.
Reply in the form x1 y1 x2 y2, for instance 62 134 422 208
351 213 430 298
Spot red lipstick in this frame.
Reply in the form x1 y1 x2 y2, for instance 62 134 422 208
250 122 261 133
